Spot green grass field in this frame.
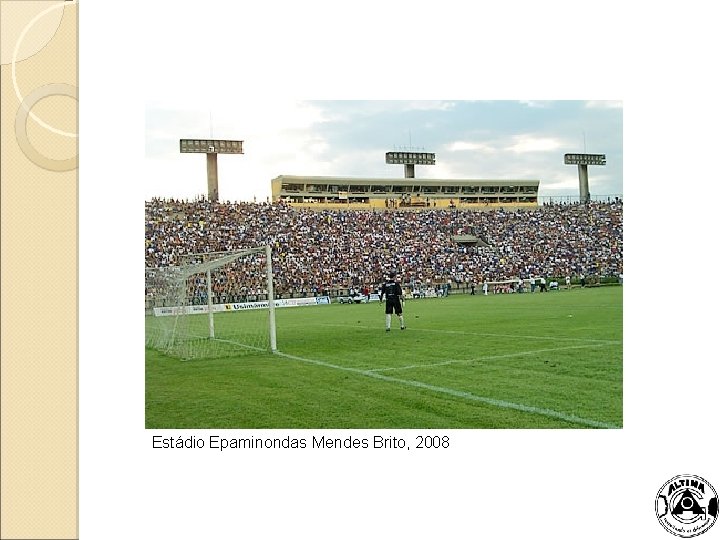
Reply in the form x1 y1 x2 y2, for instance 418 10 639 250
146 286 622 429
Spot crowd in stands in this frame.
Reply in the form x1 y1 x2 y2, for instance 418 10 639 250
145 197 623 303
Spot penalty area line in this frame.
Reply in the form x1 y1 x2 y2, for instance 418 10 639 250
320 323 620 344
367 342 618 373
274 350 619 429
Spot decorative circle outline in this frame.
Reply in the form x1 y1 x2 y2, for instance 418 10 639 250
15 83 78 171
11 0 77 138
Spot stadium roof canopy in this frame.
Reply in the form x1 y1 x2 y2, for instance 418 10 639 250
452 235 493 247
272 175 540 187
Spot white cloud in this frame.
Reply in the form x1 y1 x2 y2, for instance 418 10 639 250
584 100 623 109
445 141 497 153
423 160 462 180
519 100 553 108
144 100 339 201
507 135 564 153
539 175 581 191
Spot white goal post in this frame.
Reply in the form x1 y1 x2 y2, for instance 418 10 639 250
145 246 277 360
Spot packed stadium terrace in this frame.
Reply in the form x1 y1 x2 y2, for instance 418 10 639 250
145 198 623 300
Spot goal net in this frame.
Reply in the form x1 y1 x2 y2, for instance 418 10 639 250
145 246 277 360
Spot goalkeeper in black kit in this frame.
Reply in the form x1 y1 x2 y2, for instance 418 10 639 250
379 274 405 332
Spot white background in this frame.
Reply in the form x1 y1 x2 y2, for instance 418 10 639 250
80 1 719 538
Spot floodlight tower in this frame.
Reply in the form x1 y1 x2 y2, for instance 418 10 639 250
385 150 436 178
180 139 244 201
564 153 606 204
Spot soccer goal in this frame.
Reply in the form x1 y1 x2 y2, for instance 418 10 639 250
145 246 277 360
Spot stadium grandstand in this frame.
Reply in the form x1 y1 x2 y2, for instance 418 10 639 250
145 197 623 308
271 175 540 210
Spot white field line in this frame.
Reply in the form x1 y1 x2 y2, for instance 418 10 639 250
367 342 620 373
273 350 620 429
320 323 620 344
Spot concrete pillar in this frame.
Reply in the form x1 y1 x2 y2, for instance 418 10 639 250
404 163 415 178
206 152 219 201
578 164 590 203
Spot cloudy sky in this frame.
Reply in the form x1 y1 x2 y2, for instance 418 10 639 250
145 100 622 203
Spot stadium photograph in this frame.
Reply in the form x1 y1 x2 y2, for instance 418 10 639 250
144 100 623 429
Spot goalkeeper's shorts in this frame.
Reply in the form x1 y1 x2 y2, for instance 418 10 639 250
385 297 403 315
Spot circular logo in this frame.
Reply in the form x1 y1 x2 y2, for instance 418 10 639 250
656 474 718 537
